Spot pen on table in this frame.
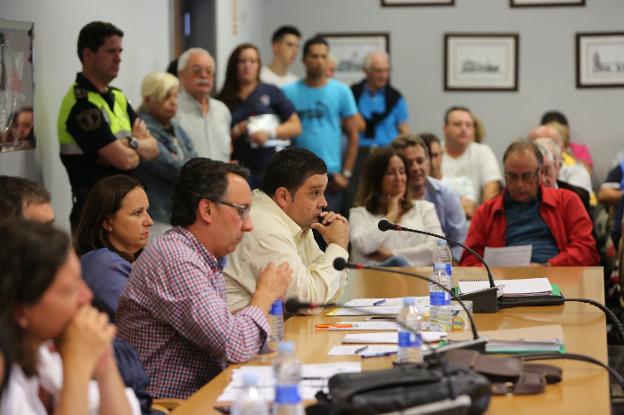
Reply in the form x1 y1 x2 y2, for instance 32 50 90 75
354 345 369 354
373 299 386 306
361 351 397 358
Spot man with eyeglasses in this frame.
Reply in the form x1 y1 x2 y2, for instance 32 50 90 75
117 158 293 399
224 148 349 313
175 47 231 162
460 140 598 266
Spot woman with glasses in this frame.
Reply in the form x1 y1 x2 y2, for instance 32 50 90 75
74 175 153 320
217 43 301 188
349 148 442 266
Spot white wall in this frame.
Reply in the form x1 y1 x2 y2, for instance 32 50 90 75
264 0 624 185
0 0 171 231
215 0 267 90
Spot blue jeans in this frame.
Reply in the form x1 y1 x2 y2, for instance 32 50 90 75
378 255 410 267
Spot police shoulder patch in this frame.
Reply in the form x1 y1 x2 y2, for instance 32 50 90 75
76 108 102 131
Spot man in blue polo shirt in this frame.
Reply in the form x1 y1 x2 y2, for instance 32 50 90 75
283 36 359 213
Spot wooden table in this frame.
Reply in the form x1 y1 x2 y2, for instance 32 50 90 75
172 266 608 415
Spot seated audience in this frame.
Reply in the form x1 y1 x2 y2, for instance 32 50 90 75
116 158 292 399
528 125 593 196
598 160 624 208
225 148 349 312
0 176 54 223
534 137 592 217
442 106 502 219
136 71 197 234
460 140 598 266
420 133 444 180
350 148 442 266
541 110 593 174
218 43 301 188
74 175 153 320
175 48 231 162
392 134 467 261
0 220 139 414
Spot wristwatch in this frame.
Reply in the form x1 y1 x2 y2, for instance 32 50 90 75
127 137 139 150
342 169 352 179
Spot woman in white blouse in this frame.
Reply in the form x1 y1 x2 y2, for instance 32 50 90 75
350 148 443 266
0 221 139 415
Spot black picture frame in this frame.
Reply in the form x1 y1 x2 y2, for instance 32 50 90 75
510 0 585 7
576 32 624 88
381 0 454 6
444 33 519 92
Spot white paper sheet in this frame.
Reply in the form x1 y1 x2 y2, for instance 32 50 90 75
457 277 552 297
484 245 532 266
217 362 361 402
329 345 398 357
317 321 399 331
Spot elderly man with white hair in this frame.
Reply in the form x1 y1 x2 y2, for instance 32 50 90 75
528 125 593 197
175 47 231 162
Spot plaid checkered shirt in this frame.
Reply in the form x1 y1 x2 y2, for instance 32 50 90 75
116 226 269 399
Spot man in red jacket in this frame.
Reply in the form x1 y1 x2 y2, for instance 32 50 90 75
460 140 598 266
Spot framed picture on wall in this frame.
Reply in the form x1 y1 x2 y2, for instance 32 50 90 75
317 32 389 85
444 33 519 91
381 0 454 6
576 32 624 88
510 0 584 6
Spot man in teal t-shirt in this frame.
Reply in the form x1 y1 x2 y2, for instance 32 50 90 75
283 36 359 213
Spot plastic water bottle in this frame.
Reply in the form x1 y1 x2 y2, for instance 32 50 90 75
433 240 453 277
429 269 452 332
396 297 423 364
272 342 304 415
267 300 284 352
231 372 269 415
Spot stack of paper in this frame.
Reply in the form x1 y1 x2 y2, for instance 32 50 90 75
217 362 361 402
315 321 399 331
457 278 552 297
329 345 398 358
449 324 565 354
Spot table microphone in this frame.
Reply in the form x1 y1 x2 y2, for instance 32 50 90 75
333 257 481 344
378 219 498 313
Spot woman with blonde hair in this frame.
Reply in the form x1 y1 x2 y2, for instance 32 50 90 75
349 148 442 266
136 71 196 235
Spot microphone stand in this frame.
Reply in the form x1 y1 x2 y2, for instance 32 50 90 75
378 219 499 313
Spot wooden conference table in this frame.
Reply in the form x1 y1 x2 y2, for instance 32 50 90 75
173 266 608 415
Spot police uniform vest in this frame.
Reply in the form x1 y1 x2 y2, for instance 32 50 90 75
57 84 132 155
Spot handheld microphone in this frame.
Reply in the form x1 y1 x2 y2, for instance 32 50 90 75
333 257 480 342
378 219 498 313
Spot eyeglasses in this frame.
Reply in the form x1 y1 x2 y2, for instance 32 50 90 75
504 170 539 183
211 199 251 219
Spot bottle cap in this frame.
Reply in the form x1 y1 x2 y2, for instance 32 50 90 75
278 341 295 353
402 297 415 305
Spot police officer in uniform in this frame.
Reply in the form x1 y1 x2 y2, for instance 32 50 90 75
58 21 159 229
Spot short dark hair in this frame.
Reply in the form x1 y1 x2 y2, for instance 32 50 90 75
171 158 249 227
502 139 544 168
74 175 143 260
356 148 413 215
540 110 568 127
272 25 301 44
0 176 50 220
444 105 472 124
303 36 329 58
77 21 123 62
419 133 441 160
391 133 429 160
0 221 71 376
261 148 327 197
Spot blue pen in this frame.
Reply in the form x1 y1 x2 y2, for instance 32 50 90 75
373 299 386 306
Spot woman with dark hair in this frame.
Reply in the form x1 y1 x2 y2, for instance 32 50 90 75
217 43 301 187
0 220 138 414
74 175 153 320
349 148 442 266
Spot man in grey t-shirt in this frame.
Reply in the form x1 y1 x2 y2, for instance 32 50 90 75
175 48 231 162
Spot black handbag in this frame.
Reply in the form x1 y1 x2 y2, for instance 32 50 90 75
307 361 491 415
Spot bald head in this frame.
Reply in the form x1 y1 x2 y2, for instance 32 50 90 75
528 125 564 149
363 51 390 92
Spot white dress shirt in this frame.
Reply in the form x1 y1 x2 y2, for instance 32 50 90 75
224 190 349 312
